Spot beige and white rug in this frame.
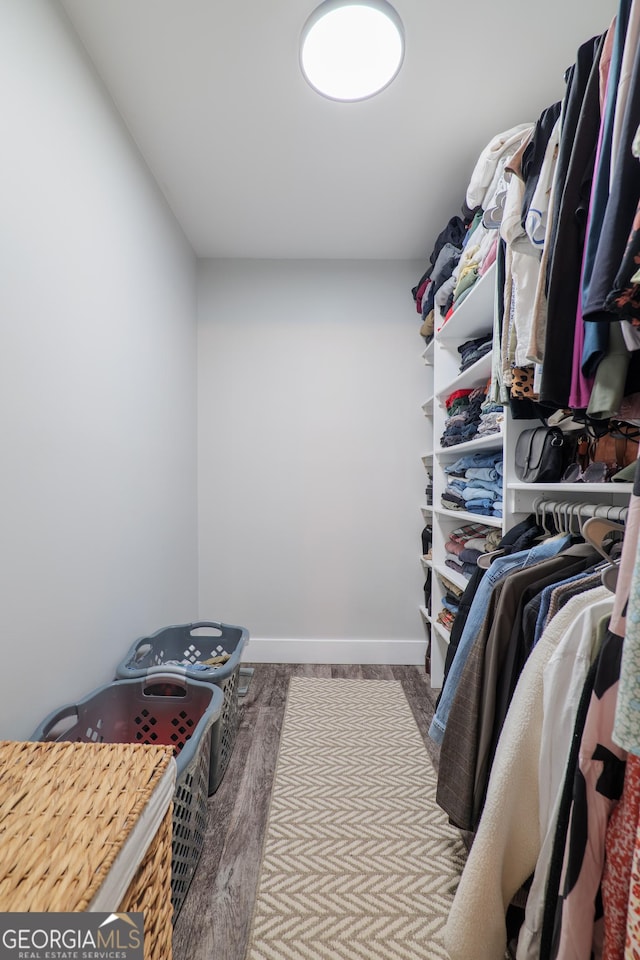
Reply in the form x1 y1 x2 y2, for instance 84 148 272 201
245 677 467 960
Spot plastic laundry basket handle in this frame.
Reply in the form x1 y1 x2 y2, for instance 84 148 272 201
141 673 189 697
188 621 225 634
37 704 80 741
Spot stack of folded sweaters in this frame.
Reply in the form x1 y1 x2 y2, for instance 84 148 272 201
457 333 493 372
440 381 502 448
441 451 504 519
443 521 501 580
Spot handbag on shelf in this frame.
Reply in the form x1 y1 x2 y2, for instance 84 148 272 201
591 421 639 469
514 425 568 483
561 421 640 483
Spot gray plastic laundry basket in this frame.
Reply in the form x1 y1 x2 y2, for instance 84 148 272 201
115 620 248 794
31 674 223 921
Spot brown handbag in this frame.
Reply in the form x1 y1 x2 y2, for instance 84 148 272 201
589 421 639 473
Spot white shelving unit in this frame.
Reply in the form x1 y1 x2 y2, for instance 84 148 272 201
427 263 500 689
419 334 435 674
419 258 634 690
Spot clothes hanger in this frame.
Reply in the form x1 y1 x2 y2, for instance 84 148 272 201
582 515 625 593
569 502 582 537
556 501 568 536
582 516 626 560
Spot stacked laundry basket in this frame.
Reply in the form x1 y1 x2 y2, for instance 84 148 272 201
115 620 249 794
31 619 249 921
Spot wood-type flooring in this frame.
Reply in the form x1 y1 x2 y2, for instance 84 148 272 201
172 663 440 960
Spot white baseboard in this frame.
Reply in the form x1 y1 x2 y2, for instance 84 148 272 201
241 638 427 665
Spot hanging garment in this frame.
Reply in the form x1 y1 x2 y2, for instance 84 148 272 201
444 587 613 960
604 196 640 322
439 548 601 833
524 114 561 256
610 0 640 180
578 5 631 377
583 21 640 333
551 630 626 960
586 322 633 420
540 31 606 410
622 798 640 957
525 124 562 367
601 755 640 960
474 550 602 828
466 123 536 212
437 517 541 693
568 40 613 411
544 33 604 287
533 569 604 646
429 532 571 747
538 649 606 960
500 139 543 375
516 645 603 960
614 462 640 753
521 101 563 239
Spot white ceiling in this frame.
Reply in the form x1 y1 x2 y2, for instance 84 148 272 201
60 0 616 260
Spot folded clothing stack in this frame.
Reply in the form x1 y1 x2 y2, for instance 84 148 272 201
411 214 472 344
436 575 464 632
443 521 497 579
477 402 503 437
440 386 486 448
457 333 493 373
441 451 504 519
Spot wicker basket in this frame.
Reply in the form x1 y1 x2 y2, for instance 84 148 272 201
116 620 248 793
32 675 223 920
0 740 174 960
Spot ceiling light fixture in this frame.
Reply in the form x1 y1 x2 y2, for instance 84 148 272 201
300 0 405 102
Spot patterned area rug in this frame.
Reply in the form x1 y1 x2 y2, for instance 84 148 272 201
245 677 467 960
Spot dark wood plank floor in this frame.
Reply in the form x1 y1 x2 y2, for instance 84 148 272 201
172 664 440 960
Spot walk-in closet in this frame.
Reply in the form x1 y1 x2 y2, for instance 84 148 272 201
4 1 640 959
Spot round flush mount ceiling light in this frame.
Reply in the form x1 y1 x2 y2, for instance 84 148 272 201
300 0 405 102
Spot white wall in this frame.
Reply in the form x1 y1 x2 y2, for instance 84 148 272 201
198 259 428 663
0 1 198 737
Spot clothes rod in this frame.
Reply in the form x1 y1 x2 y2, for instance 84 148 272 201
533 497 628 535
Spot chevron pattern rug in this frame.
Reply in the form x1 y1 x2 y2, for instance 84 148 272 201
245 677 467 960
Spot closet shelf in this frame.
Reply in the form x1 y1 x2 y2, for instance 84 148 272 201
433 562 468 592
421 554 432 570
419 605 431 623
420 504 433 517
435 352 492 402
435 263 496 342
422 341 434 365
431 620 452 645
435 506 503 527
422 396 434 413
508 481 633 494
435 432 503 457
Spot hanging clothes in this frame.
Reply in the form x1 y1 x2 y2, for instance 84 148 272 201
437 543 602 833
614 463 640 752
539 31 606 410
444 587 613 960
568 17 617 410
581 35 640 419
551 630 626 960
517 640 604 960
601 755 640 960
577 4 632 380
429 530 570 749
